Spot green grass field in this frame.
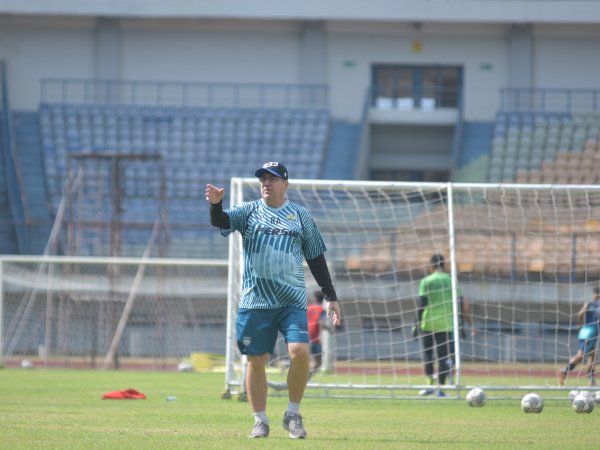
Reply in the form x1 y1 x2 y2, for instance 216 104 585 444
0 367 597 449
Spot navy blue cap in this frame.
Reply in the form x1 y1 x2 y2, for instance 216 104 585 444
255 162 288 180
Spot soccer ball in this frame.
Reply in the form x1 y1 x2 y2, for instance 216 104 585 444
579 390 595 399
572 393 594 413
466 387 487 407
521 393 543 413
568 390 580 404
177 361 193 372
20 359 33 369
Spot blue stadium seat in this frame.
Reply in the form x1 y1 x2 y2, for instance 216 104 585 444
39 101 330 256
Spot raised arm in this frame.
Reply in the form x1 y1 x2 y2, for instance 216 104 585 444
577 302 589 326
205 184 230 228
205 183 224 204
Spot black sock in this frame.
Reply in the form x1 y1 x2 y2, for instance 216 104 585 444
564 362 576 373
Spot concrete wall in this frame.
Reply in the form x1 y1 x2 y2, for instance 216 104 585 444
0 17 95 109
119 20 300 84
535 25 600 89
327 22 508 121
2 16 600 121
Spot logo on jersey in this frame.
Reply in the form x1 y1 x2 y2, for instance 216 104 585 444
286 213 296 220
256 224 299 237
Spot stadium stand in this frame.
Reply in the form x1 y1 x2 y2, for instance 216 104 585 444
345 201 600 279
38 102 330 257
489 111 600 184
305 175 599 279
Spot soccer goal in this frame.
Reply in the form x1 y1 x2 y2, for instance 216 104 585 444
0 255 229 370
0 148 234 371
224 178 600 399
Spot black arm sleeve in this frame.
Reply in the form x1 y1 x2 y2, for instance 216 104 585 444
417 295 428 322
306 253 338 302
209 200 230 229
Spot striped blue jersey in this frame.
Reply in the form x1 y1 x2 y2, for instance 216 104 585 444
220 199 327 309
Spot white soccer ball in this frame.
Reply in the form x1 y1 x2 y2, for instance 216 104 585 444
568 390 580 404
466 387 487 407
177 361 193 372
579 390 595 399
572 393 595 414
20 359 33 369
521 393 543 413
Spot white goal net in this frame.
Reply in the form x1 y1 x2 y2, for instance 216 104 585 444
0 256 228 371
0 149 233 373
225 178 600 399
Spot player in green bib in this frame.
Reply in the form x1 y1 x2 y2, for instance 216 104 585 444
416 254 467 396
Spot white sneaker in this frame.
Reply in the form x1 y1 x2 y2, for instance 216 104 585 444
418 388 435 396
249 421 269 438
283 411 307 439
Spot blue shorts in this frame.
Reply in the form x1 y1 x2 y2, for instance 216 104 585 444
578 338 598 356
236 306 309 355
310 342 322 355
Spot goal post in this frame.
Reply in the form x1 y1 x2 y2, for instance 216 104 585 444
225 178 600 399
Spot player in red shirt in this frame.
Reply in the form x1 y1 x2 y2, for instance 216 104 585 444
307 291 327 375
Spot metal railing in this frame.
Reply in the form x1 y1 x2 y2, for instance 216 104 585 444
500 88 600 113
40 79 329 109
370 83 461 110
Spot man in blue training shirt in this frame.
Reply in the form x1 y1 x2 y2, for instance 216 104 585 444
558 286 600 387
205 161 341 439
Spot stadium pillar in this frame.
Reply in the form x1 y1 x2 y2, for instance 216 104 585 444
507 25 534 91
299 21 326 86
94 18 121 82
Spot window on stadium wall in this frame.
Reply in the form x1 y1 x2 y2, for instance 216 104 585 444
372 64 462 110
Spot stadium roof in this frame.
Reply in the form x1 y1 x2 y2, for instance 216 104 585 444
1 0 600 24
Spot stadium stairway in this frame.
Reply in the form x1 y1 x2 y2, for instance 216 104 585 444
11 111 53 254
323 119 360 180
0 112 19 254
453 121 494 183
460 122 495 165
